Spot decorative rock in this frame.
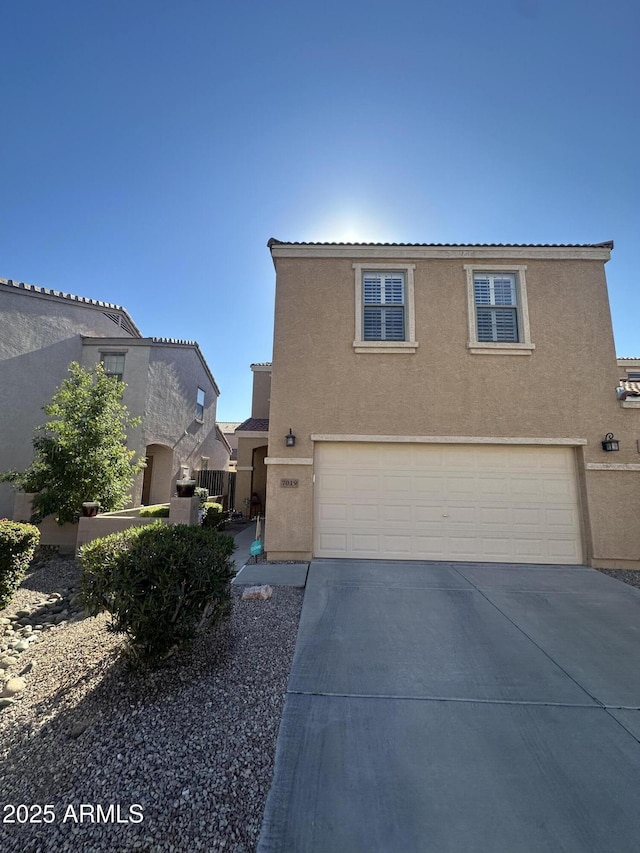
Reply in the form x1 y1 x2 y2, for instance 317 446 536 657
0 658 13 670
0 617 11 626
69 717 94 739
0 697 16 709
2 677 26 697
242 585 273 601
15 609 31 618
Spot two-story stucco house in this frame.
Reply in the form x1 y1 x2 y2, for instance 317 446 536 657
263 239 640 569
0 277 229 519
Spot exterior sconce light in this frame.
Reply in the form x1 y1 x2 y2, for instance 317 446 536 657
285 429 296 447
602 433 620 452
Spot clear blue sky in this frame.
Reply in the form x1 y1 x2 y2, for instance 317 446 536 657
2 0 638 420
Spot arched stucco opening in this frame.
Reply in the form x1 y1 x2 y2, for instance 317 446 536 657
141 443 174 505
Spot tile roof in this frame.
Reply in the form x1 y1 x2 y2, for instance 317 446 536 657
619 380 640 397
268 238 614 250
250 361 272 367
1 276 142 337
236 418 269 432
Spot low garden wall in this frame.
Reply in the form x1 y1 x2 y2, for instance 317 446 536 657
13 494 201 558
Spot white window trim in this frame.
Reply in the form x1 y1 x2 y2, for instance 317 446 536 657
464 264 534 355
353 263 417 354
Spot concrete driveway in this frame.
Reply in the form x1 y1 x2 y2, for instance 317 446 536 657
258 560 640 852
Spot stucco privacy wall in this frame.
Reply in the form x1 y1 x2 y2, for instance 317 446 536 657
265 243 640 567
0 282 139 518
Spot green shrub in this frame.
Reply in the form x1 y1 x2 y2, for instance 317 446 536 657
79 522 235 665
0 520 40 609
194 486 209 506
201 501 227 530
139 504 170 518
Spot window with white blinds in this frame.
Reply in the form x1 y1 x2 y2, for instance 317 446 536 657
473 273 519 342
363 272 405 341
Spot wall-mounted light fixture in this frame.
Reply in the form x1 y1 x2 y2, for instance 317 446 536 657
602 433 620 452
285 428 296 447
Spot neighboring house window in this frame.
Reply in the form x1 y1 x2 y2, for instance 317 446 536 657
353 263 417 354
626 371 640 381
196 387 205 421
464 265 534 355
101 353 126 381
200 457 209 471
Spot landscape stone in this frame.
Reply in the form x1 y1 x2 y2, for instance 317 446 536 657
242 584 273 601
2 677 26 697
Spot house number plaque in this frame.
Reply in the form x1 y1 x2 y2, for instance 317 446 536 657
281 478 299 488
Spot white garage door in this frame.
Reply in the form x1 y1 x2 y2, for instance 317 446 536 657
314 443 583 564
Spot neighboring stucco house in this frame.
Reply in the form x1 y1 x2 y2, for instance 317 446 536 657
235 363 271 518
217 422 241 472
0 277 228 518
263 238 640 569
617 358 640 408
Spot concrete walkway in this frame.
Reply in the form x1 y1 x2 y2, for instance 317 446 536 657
229 523 308 586
259 560 640 852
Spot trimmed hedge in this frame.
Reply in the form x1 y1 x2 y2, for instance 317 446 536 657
138 504 170 518
79 522 235 665
0 520 40 609
202 501 227 530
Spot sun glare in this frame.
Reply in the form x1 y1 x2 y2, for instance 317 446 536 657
307 211 398 244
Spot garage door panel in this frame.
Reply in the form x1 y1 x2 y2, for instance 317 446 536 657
414 474 446 495
318 502 349 521
383 474 414 493
414 535 447 557
542 479 575 500
352 504 379 522
351 473 380 493
415 504 447 523
317 532 349 553
314 444 582 564
351 534 379 553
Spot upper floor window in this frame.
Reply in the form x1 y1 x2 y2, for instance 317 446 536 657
464 265 534 356
353 263 418 354
101 352 125 381
196 387 205 421
363 272 405 341
473 273 519 342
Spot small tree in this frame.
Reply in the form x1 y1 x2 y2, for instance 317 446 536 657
1 362 144 524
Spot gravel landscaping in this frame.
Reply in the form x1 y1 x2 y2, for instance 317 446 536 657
595 568 640 591
0 554 304 852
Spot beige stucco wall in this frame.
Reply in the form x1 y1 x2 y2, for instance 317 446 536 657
0 285 138 518
265 248 640 565
13 493 78 555
251 365 272 419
